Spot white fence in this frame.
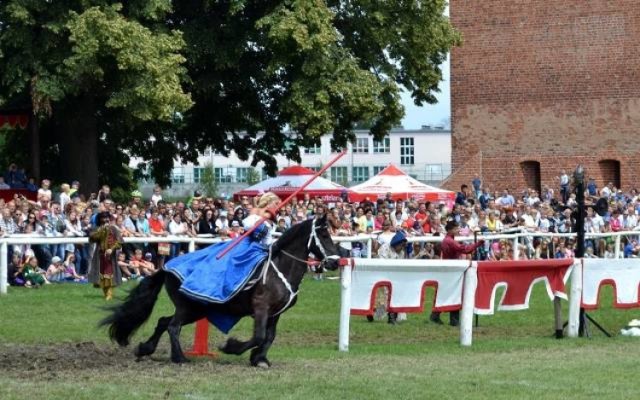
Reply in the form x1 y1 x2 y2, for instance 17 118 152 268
1 229 637 295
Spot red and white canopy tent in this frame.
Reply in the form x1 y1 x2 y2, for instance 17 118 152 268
234 165 347 202
348 164 455 204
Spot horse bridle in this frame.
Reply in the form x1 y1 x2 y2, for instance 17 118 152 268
261 219 338 317
306 218 340 265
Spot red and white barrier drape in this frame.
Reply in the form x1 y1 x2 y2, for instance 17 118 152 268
474 259 574 315
581 259 640 309
349 259 470 315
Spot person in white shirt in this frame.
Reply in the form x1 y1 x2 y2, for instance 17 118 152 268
151 185 163 207
168 213 188 258
59 183 71 211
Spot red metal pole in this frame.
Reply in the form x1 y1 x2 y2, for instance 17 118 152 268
217 149 347 259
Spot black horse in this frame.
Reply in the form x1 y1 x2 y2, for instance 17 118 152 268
100 215 344 367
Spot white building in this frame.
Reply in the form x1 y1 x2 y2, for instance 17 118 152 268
141 126 451 197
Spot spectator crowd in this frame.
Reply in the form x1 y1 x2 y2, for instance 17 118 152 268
3 165 640 289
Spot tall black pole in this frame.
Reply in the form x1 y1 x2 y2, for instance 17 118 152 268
573 165 589 337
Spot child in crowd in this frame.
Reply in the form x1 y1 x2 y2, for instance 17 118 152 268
129 249 156 277
22 256 48 287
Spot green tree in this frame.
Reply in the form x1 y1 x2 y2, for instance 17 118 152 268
198 163 218 198
1 1 458 189
0 1 191 192
246 167 261 185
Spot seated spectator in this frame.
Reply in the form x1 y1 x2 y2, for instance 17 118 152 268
584 246 598 258
129 249 156 276
23 255 48 287
37 179 52 202
4 163 23 188
116 252 135 280
623 238 637 258
7 253 26 286
25 177 38 192
0 176 10 189
63 253 85 282
604 243 616 259
46 256 66 282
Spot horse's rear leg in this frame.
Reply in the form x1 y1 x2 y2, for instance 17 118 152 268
250 316 280 368
135 316 171 358
167 309 201 364
219 308 268 356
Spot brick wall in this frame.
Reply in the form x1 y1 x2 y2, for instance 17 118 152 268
448 0 640 195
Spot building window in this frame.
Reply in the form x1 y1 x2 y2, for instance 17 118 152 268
373 138 390 153
373 166 386 175
236 167 249 183
193 167 205 184
352 166 369 182
214 168 232 183
307 166 321 173
331 166 348 184
304 144 321 154
261 168 270 181
400 137 414 165
352 137 369 153
171 172 185 184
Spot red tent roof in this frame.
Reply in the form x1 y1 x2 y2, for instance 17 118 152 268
278 165 316 176
377 164 405 176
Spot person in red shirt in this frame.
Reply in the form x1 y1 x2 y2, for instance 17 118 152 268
430 220 484 326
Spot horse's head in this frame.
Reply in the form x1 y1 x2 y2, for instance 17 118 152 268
307 214 346 271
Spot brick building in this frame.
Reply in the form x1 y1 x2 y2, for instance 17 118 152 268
445 0 640 197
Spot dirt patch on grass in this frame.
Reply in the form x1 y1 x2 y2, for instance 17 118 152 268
0 342 181 378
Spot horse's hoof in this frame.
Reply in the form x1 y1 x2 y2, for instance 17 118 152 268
217 340 227 352
256 361 270 369
135 343 154 357
171 356 191 364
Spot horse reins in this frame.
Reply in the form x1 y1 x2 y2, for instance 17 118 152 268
260 219 337 317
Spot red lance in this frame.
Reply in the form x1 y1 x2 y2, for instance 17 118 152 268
216 149 348 259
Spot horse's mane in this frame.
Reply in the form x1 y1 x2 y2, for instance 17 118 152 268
271 218 314 254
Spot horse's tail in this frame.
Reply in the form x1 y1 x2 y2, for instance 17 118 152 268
99 270 166 346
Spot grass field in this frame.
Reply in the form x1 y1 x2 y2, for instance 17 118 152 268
1 273 639 400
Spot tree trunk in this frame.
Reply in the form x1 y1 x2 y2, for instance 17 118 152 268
29 113 40 181
55 94 99 196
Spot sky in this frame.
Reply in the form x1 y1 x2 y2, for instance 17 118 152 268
400 56 451 129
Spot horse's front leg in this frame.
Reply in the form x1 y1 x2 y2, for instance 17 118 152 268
219 306 269 356
250 315 280 368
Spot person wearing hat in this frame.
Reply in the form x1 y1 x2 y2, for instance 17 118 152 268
45 256 66 283
88 211 123 300
187 190 203 210
374 230 411 324
130 189 143 207
429 220 485 326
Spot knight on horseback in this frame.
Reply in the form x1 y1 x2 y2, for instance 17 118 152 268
101 191 345 366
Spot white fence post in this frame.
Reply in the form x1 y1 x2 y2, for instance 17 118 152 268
512 236 519 260
0 241 7 295
460 262 477 346
366 238 372 259
567 260 582 338
338 260 353 352
614 235 621 259
188 240 196 253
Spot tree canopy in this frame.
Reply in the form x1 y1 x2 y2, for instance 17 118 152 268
0 0 459 191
